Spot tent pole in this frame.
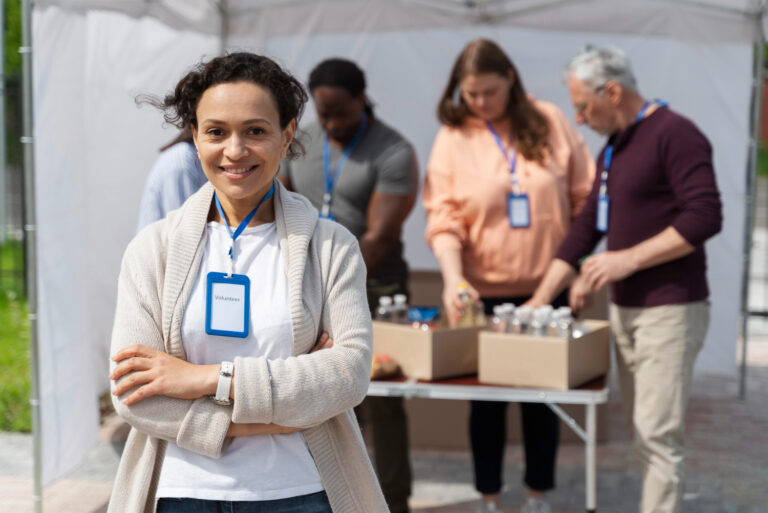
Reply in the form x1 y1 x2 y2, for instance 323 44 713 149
739 6 766 401
20 0 41 511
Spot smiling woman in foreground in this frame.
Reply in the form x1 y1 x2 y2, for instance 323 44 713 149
107 53 387 513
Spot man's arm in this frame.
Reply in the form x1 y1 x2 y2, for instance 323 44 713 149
362 136 419 275
580 226 694 290
581 117 721 291
359 191 416 275
529 152 604 308
528 259 578 307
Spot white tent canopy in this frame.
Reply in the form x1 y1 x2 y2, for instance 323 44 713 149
35 0 766 43
28 0 765 489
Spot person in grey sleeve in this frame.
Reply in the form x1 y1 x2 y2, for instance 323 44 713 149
136 126 208 231
279 58 418 513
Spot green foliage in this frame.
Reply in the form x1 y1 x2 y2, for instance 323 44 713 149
759 143 768 177
5 73 20 167
0 239 30 432
3 1 22 167
5 0 22 76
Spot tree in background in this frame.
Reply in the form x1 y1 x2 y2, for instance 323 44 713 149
0 0 29 433
5 0 21 168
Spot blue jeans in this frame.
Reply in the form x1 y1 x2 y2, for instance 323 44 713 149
156 491 333 513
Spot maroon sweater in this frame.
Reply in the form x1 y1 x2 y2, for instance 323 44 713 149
555 107 722 307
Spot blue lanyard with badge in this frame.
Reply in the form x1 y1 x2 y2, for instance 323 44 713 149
596 100 667 233
321 113 369 220
205 183 275 338
486 122 529 228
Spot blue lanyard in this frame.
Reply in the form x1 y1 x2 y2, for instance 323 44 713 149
214 182 275 272
322 113 369 213
486 121 519 194
600 100 667 195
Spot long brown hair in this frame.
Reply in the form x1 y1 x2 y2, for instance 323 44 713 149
437 39 550 164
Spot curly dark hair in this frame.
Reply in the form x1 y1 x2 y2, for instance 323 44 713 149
437 39 551 165
142 52 308 159
307 58 374 115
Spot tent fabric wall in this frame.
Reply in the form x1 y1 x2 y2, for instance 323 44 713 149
33 6 218 485
32 0 760 485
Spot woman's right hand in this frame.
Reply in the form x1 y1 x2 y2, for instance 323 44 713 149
442 277 480 327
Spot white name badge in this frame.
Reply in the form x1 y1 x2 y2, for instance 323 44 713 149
206 272 250 338
507 193 531 228
597 194 610 233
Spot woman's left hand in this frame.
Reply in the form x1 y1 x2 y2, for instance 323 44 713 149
110 345 218 406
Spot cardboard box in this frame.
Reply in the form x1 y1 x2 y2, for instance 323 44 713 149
372 321 482 380
478 320 610 390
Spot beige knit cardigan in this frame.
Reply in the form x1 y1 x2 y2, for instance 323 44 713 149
107 180 388 513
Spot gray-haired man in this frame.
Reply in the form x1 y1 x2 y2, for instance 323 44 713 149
530 46 722 513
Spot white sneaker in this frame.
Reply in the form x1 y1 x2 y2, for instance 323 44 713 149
477 500 500 513
522 497 552 513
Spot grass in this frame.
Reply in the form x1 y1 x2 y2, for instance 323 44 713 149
0 239 30 432
759 143 768 177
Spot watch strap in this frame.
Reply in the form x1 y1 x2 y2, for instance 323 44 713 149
214 361 233 405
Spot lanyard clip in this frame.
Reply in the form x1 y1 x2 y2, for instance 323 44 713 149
227 244 235 278
321 193 332 217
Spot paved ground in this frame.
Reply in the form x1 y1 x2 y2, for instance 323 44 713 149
2 346 767 513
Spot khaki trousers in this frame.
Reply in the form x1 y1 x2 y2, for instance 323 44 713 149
610 301 709 513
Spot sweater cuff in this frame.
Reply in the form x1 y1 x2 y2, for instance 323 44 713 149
430 232 462 256
553 244 583 271
231 356 273 424
176 397 231 459
671 218 715 248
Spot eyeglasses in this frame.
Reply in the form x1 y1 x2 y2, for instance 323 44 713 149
573 84 606 114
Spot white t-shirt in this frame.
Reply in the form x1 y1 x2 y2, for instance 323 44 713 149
156 221 324 501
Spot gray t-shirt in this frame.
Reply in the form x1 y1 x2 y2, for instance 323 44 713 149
281 118 418 284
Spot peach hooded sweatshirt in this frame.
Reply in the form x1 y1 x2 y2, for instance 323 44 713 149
424 100 595 297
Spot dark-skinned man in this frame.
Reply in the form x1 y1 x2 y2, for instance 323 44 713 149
279 58 418 513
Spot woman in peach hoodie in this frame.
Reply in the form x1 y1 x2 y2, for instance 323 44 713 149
423 39 595 513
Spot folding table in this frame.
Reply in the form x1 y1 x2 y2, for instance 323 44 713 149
368 375 608 512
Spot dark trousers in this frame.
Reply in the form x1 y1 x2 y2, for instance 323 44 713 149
356 281 412 513
470 292 568 494
156 491 332 513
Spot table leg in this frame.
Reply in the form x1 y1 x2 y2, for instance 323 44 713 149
586 402 596 512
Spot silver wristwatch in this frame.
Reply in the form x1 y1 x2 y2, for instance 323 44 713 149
213 361 233 406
